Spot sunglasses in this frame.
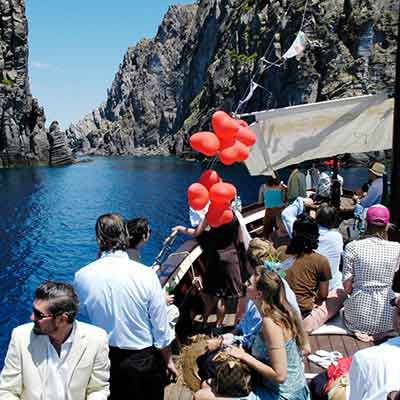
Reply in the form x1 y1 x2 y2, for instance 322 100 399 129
32 307 56 321
390 297 400 310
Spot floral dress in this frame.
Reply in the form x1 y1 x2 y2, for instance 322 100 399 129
343 236 400 334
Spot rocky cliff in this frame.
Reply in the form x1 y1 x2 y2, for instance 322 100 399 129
69 0 399 157
0 0 74 167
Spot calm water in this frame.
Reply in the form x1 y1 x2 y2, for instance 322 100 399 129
0 156 265 365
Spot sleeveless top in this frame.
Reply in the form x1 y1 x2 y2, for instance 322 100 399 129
251 329 307 398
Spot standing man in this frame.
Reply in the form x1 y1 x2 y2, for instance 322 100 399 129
0 281 110 400
74 213 176 400
286 164 307 203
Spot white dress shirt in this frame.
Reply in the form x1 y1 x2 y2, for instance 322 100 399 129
46 324 75 400
74 251 172 350
349 336 400 400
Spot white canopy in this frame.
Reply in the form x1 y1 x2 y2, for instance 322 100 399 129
245 95 394 176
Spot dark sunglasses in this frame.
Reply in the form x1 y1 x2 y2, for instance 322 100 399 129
390 297 400 310
32 307 55 321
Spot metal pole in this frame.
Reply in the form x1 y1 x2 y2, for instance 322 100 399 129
390 7 400 230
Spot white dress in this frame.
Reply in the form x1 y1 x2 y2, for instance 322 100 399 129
343 237 400 334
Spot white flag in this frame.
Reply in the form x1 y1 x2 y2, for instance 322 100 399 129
283 31 307 59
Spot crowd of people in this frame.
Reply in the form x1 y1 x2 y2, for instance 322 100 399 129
0 160 399 400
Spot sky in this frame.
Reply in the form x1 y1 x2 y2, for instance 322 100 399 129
26 0 193 130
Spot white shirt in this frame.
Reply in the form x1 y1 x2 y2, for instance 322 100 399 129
316 227 343 290
74 251 172 350
46 324 75 400
349 336 400 400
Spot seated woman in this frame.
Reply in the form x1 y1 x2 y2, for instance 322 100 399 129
343 204 400 342
283 215 346 332
195 268 310 400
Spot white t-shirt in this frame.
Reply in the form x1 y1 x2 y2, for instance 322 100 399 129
349 336 400 400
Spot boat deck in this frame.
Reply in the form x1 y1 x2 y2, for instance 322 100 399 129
164 331 372 399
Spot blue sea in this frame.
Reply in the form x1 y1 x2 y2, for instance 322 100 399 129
0 157 367 366
0 156 266 365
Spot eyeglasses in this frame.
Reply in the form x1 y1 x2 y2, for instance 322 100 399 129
32 307 55 321
390 297 400 311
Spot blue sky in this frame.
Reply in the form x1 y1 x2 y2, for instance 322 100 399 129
26 0 193 129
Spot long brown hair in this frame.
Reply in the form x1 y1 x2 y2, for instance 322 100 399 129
255 266 307 350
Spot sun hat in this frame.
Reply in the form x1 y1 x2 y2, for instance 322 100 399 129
366 204 390 225
369 162 385 177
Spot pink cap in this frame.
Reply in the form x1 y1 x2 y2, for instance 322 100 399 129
366 205 390 226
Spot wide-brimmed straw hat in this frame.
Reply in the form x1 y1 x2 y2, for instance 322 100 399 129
369 162 385 177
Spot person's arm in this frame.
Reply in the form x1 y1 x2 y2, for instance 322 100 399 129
172 216 208 237
0 329 22 400
87 331 110 400
258 184 265 203
316 281 329 303
227 318 288 384
359 180 380 208
342 243 356 295
148 272 177 377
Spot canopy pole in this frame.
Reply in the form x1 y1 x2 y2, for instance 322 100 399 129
390 7 400 231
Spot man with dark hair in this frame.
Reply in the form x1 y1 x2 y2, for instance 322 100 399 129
0 281 110 399
74 213 176 400
126 217 150 261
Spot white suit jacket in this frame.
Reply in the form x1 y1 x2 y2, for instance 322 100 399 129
0 321 110 400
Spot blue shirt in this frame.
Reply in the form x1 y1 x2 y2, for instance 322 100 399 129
74 251 172 350
359 177 383 208
281 197 304 238
235 300 262 348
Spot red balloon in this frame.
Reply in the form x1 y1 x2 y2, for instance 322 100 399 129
199 170 221 191
219 136 236 150
206 203 234 228
238 120 249 128
219 143 239 165
209 182 237 205
188 183 209 211
236 126 256 146
190 131 220 156
212 111 240 140
236 141 250 161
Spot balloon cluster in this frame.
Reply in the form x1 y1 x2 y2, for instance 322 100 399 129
188 170 236 228
187 111 257 228
189 111 256 165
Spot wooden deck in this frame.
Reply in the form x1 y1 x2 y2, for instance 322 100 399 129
164 333 374 399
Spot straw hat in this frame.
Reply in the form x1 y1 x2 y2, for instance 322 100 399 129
369 162 385 177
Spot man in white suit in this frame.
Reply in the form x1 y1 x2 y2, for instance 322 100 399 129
0 281 110 400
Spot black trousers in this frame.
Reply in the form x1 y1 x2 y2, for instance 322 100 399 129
108 346 167 400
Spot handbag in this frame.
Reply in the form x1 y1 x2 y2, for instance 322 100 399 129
211 350 252 397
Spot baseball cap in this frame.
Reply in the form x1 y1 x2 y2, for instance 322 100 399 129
366 204 390 226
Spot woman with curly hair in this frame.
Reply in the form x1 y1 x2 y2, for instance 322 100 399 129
195 268 310 400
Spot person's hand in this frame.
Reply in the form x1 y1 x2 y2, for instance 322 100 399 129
165 294 175 305
222 333 235 346
207 338 223 352
166 359 178 381
303 198 314 208
171 225 185 234
225 345 247 361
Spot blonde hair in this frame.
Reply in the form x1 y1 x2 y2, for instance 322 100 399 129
255 266 307 350
247 238 277 268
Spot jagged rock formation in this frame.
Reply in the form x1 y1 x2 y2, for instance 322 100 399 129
0 0 74 167
69 0 399 158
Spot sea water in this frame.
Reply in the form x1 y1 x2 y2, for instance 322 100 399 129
0 156 265 365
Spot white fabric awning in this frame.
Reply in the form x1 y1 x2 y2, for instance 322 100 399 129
245 95 394 176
